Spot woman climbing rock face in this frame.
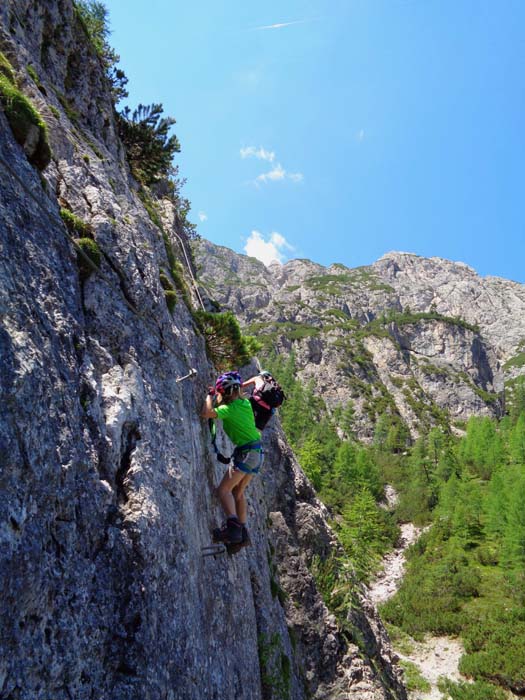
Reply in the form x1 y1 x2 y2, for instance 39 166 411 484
200 371 263 547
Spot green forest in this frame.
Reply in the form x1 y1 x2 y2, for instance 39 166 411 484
266 353 525 700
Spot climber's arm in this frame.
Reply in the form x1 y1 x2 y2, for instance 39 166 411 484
200 393 218 419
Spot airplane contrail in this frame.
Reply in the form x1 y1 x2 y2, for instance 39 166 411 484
253 19 313 31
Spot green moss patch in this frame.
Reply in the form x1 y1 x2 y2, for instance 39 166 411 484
160 272 177 312
164 289 177 313
0 54 51 170
159 272 174 291
503 351 525 371
26 65 39 83
398 660 431 694
0 52 16 83
60 208 92 237
74 237 101 279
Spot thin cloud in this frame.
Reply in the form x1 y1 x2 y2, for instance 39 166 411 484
240 146 303 185
255 163 303 185
357 129 365 142
198 211 208 222
256 164 286 184
253 19 312 31
240 146 275 162
244 230 294 266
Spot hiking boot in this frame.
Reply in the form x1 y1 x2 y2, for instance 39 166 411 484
212 517 242 544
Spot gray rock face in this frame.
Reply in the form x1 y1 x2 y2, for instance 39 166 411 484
195 242 525 438
0 3 405 699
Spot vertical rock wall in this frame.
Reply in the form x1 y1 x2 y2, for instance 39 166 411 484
0 2 405 699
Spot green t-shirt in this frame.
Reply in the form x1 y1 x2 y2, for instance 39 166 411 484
215 398 261 446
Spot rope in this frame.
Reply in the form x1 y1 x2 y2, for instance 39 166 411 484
0 150 190 363
169 225 206 312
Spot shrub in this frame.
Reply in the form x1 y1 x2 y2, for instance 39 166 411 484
27 65 39 83
73 0 128 103
0 52 16 83
159 273 177 313
0 53 51 170
159 272 173 291
437 678 506 700
60 207 91 236
74 237 101 279
164 290 177 313
459 608 525 690
117 103 180 186
398 660 431 694
193 310 261 371
258 633 291 700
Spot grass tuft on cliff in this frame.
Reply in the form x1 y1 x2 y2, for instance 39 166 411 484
60 207 92 237
0 52 51 170
74 237 101 280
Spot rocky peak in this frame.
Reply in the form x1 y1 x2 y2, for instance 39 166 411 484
195 241 525 438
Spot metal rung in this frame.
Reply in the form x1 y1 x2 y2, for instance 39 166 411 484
201 544 227 558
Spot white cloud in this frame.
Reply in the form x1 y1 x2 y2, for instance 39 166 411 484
256 164 286 184
357 129 365 142
240 146 275 162
244 230 294 266
198 211 208 222
240 146 303 185
255 163 303 185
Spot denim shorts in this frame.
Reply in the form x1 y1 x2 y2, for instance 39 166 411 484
233 442 264 475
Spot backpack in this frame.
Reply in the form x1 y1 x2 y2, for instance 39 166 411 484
252 376 286 410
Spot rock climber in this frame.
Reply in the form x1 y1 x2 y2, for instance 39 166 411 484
242 370 285 431
201 371 263 546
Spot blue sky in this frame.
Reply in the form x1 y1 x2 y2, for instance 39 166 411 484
104 0 524 281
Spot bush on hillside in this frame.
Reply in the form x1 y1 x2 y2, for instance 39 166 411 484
117 103 180 186
74 237 101 280
0 53 51 170
74 0 128 102
194 310 261 372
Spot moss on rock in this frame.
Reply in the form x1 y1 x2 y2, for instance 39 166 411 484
60 208 92 237
164 290 177 313
74 237 101 279
0 52 16 83
0 52 51 170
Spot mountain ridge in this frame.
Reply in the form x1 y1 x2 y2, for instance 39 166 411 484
195 240 525 439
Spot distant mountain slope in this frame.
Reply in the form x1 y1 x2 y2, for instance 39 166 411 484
195 240 525 438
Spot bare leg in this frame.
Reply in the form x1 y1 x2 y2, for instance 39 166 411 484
216 469 246 518
233 474 254 524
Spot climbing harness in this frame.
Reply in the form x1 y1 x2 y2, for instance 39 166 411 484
231 441 263 474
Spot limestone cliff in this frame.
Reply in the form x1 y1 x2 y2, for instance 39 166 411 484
195 240 525 438
0 2 405 699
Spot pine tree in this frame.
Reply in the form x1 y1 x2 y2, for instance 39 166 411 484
339 489 386 580
297 436 324 491
194 311 260 371
509 413 525 465
502 469 525 570
118 104 180 186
